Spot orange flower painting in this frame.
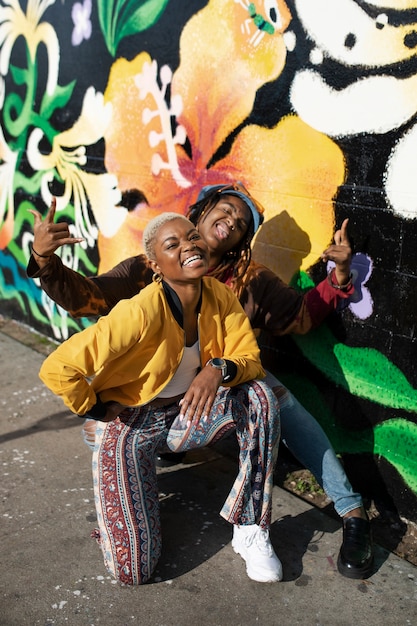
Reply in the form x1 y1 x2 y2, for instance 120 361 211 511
100 0 345 282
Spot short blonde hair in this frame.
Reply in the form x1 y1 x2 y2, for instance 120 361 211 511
143 212 192 259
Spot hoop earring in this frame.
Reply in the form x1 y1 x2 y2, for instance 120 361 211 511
152 272 163 284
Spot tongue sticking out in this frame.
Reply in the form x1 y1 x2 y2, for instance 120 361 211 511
216 223 229 240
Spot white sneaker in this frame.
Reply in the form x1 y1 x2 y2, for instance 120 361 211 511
232 524 283 583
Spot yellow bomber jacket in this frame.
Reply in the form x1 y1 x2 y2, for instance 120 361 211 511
39 276 265 416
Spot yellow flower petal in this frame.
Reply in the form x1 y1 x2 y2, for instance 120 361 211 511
104 54 149 189
215 115 346 282
172 0 290 163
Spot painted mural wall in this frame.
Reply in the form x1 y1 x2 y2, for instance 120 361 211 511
1 0 417 525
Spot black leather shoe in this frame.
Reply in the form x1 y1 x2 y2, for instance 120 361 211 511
155 451 186 468
337 517 374 579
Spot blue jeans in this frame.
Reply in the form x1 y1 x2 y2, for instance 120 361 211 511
264 371 363 517
83 376 362 518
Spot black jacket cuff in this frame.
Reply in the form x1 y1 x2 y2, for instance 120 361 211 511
78 398 109 420
223 360 237 384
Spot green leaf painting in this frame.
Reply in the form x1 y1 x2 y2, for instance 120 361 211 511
293 326 417 413
291 272 417 413
98 0 170 56
278 373 417 493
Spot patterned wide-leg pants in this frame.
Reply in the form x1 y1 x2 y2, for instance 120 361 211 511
92 380 280 585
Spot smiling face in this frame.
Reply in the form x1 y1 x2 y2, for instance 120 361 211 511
149 217 209 287
196 194 252 266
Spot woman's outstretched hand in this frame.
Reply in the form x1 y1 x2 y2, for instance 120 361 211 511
28 197 84 266
321 218 352 286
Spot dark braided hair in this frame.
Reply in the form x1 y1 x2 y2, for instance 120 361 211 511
186 189 257 297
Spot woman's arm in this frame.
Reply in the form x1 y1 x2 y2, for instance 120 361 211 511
239 260 354 336
238 219 353 335
38 299 144 415
28 254 153 317
27 197 153 317
176 280 265 425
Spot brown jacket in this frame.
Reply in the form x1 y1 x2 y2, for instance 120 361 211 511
27 254 353 335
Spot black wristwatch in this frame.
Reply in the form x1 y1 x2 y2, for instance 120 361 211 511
207 357 227 381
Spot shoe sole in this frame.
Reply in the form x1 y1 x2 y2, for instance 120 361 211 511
232 543 282 583
337 554 374 580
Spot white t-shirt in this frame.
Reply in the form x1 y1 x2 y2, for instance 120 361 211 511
157 341 200 398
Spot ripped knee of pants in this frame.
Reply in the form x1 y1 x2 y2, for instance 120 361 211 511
82 418 97 451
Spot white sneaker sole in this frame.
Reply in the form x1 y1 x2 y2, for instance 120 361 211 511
232 542 283 583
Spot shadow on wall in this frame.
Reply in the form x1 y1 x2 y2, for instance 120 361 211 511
252 210 312 283
259 332 410 551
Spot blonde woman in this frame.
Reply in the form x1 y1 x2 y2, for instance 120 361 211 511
39 213 281 585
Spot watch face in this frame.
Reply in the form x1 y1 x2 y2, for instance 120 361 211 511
211 357 225 368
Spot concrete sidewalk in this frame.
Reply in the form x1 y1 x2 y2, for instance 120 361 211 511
1 329 416 626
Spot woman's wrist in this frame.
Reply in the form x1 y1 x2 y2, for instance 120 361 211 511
328 267 353 291
32 245 52 259
31 246 52 267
